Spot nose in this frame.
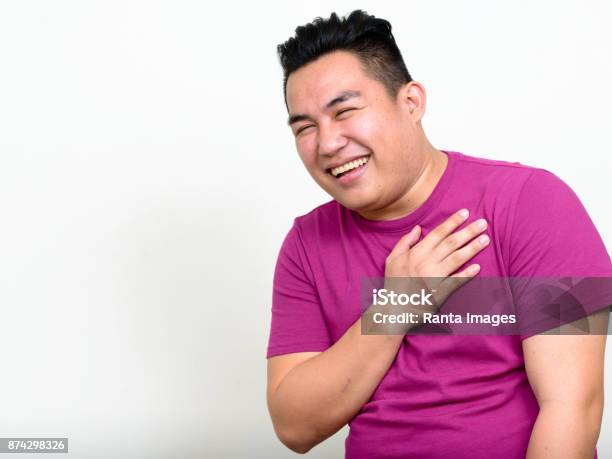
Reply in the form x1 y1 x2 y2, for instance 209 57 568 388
317 121 348 157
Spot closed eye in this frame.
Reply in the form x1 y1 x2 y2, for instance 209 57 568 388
336 108 356 118
296 125 314 135
294 107 360 135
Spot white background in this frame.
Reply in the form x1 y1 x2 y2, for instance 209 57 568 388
0 1 610 458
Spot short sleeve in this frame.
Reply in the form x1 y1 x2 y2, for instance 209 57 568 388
266 221 332 358
507 170 612 338
509 170 611 277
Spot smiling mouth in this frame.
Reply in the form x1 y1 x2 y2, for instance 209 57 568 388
327 155 371 178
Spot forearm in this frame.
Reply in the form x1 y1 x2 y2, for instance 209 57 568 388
268 317 404 453
526 400 603 459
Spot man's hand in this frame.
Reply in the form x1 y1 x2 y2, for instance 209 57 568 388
364 209 489 333
386 207 488 297
386 208 487 278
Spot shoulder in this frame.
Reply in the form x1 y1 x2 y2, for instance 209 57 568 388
452 150 551 182
450 151 572 202
278 200 353 258
292 199 345 235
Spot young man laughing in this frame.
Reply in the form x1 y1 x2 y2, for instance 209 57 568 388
266 10 611 459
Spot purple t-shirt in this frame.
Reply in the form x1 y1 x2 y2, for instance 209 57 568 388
267 151 611 458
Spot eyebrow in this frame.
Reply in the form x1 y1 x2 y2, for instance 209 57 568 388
287 90 362 126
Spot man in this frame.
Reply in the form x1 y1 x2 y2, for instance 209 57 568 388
266 10 610 458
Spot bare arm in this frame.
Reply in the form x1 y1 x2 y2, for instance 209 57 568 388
267 209 490 453
524 308 609 458
267 326 404 453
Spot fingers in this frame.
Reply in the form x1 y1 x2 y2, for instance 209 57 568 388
451 263 481 278
432 218 488 262
435 264 481 302
419 209 469 252
441 233 489 274
388 225 421 259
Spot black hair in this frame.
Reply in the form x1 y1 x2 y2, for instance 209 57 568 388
277 10 412 105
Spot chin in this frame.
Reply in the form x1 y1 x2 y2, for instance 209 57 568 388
317 177 376 210
333 194 375 212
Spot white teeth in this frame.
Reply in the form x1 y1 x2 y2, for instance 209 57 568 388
331 156 370 177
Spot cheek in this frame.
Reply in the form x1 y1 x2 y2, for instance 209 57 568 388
346 112 396 152
346 126 385 171
347 116 376 141
296 138 318 167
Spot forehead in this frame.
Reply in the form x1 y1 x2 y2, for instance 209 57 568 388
286 51 379 113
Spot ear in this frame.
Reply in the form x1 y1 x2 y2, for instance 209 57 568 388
396 81 427 122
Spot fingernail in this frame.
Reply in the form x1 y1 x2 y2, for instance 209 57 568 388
477 219 487 230
479 235 489 245
470 264 481 273
459 209 469 219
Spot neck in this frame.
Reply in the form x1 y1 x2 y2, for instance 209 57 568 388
357 145 448 221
